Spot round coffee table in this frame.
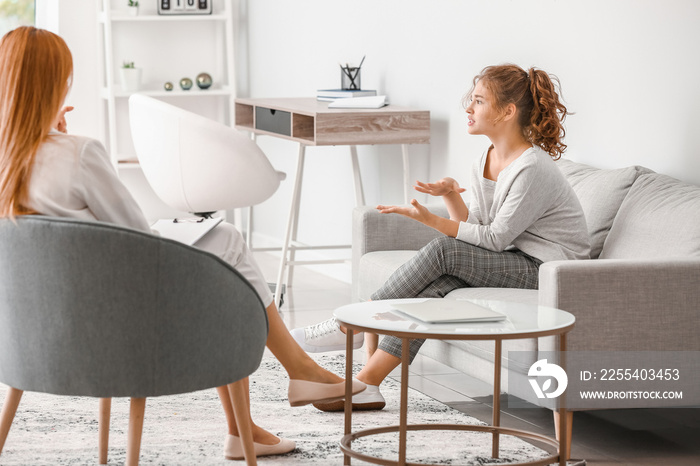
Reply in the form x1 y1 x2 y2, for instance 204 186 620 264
334 298 575 466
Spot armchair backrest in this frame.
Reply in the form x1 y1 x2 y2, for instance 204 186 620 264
0 216 268 398
128 94 280 213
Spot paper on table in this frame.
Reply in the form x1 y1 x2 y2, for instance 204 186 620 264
328 95 387 109
150 216 223 246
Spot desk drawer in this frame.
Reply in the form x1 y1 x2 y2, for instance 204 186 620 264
255 107 291 136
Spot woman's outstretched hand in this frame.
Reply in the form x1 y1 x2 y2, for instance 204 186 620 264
414 177 465 197
377 198 432 224
376 198 461 238
53 106 74 133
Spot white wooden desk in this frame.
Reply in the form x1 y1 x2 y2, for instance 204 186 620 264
234 97 430 308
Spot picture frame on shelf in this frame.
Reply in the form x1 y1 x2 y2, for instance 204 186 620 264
158 0 212 15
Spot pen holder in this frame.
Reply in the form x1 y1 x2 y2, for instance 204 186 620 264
341 67 361 90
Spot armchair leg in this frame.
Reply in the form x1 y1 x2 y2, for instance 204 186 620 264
98 398 111 464
228 380 257 466
0 387 23 455
553 410 573 462
126 397 146 466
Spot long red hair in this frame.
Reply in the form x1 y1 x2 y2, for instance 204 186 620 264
0 26 73 217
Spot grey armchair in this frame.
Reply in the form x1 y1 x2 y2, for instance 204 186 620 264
0 216 269 465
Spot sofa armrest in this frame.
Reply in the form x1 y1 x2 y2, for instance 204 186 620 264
352 204 448 301
538 258 700 352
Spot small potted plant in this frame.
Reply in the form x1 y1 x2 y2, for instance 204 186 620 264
120 61 142 92
127 0 139 16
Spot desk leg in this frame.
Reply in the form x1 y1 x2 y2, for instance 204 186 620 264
399 338 410 466
401 144 411 204
275 144 305 309
246 133 257 247
492 339 502 458
286 143 306 288
350 145 365 206
344 331 354 466
245 206 253 246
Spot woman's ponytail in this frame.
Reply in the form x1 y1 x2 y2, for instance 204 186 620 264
526 67 569 159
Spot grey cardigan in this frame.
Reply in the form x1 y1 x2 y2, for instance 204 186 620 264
457 146 590 262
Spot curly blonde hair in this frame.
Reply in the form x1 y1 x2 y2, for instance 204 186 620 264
464 64 571 159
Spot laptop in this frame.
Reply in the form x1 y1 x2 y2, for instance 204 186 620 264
151 216 223 246
391 299 507 324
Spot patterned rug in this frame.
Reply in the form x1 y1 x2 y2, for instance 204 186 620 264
0 354 549 465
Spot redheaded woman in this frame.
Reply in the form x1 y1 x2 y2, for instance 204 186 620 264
0 26 364 459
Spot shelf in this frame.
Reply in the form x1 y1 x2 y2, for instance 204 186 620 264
101 86 234 99
99 0 236 167
99 12 228 23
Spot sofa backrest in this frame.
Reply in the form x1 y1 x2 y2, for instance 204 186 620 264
556 159 651 259
600 173 700 259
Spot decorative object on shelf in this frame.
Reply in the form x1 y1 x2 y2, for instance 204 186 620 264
158 0 212 16
120 61 142 92
196 72 212 89
163 81 174 91
340 55 365 90
179 77 193 90
127 0 139 16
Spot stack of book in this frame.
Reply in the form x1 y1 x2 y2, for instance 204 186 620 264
316 89 377 101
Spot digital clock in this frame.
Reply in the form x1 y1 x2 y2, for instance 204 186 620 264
158 0 212 15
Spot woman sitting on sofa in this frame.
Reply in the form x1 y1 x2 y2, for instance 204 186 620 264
0 26 364 459
292 63 591 411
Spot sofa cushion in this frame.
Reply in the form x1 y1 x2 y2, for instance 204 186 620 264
422 338 537 375
445 287 538 304
357 250 418 301
556 159 651 259
600 173 700 259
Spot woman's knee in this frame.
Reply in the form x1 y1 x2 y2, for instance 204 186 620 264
194 222 246 264
424 236 459 256
421 236 462 271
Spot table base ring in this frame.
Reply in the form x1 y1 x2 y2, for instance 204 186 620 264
340 423 560 466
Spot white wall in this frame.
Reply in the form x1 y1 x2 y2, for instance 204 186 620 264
37 0 101 140
243 0 700 282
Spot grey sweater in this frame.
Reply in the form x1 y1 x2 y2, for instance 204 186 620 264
457 146 590 262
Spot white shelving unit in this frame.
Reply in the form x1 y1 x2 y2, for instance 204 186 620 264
97 0 236 167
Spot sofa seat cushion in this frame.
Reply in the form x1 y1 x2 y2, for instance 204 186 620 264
600 173 700 259
556 159 651 259
357 250 418 300
420 337 538 383
445 287 538 304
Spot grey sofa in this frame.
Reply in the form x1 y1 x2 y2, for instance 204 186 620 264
352 159 700 409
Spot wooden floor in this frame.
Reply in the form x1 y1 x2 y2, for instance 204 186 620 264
256 251 700 466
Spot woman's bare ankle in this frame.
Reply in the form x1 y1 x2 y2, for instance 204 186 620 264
251 425 280 445
291 359 342 384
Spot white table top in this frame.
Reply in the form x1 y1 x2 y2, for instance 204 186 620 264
334 299 575 341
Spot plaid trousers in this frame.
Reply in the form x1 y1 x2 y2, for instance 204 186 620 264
371 236 542 362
